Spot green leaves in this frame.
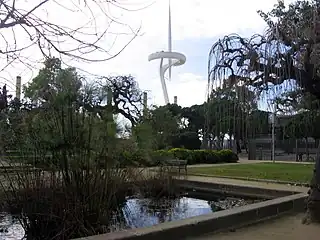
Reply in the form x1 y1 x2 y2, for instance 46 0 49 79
162 148 239 165
207 85 260 140
1 58 146 169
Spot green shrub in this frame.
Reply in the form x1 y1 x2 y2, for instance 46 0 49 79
115 150 151 167
154 148 238 165
131 150 151 166
151 150 174 165
218 149 239 163
190 150 206 164
205 150 221 163
168 148 192 161
153 150 173 158
117 148 238 167
189 150 221 164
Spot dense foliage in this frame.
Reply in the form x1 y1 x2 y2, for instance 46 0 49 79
141 99 269 153
0 58 170 239
153 148 238 165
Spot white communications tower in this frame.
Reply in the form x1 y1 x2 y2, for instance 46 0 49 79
148 0 186 104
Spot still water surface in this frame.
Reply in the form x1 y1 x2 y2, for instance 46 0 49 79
0 195 259 239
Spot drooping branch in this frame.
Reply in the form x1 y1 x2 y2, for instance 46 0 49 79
208 32 320 100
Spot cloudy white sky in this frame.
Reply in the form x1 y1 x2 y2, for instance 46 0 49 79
1 0 295 107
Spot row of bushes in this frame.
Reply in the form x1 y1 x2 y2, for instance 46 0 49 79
116 148 238 167
7 148 238 168
152 148 238 165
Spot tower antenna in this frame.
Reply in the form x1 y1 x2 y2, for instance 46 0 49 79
168 0 172 81
148 0 186 104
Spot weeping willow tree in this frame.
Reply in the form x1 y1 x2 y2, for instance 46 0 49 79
205 84 258 152
206 0 320 223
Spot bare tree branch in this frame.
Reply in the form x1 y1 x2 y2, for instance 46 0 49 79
0 0 146 73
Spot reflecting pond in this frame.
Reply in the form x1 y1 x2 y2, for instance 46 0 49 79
1 194 261 239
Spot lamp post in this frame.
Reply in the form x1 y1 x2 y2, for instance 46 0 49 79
268 100 276 163
271 109 275 163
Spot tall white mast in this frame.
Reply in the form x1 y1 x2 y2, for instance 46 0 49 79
168 0 172 81
148 0 186 105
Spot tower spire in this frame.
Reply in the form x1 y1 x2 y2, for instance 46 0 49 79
147 0 186 105
168 0 172 81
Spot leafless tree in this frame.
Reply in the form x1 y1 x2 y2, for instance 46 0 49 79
0 0 147 73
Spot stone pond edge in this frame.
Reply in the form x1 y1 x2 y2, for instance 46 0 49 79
73 187 307 240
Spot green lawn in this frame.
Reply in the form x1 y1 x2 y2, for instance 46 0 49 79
188 163 314 183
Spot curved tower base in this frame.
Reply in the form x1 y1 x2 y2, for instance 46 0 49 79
148 51 186 104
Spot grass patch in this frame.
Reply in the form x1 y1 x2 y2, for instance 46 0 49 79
188 163 314 183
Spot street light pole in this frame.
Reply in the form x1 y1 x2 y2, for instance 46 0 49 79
269 100 276 163
271 110 275 163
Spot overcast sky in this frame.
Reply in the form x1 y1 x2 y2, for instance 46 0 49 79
1 0 295 107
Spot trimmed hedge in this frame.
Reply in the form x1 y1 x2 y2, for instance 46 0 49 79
115 150 154 167
152 148 238 165
9 148 238 168
114 148 238 167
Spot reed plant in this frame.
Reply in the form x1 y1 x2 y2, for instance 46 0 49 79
0 85 176 239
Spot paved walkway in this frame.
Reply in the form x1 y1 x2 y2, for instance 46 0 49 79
190 159 261 168
182 162 312 240
238 159 315 164
180 175 308 193
190 213 320 240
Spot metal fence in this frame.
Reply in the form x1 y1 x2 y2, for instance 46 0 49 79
248 138 319 161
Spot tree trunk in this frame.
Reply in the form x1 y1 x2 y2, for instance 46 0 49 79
235 135 241 153
236 140 241 153
303 3 320 224
305 137 309 158
303 141 320 224
243 139 248 154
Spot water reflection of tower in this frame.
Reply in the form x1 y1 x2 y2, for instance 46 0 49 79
148 0 186 105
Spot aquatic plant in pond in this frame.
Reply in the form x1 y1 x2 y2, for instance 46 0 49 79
0 194 262 239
